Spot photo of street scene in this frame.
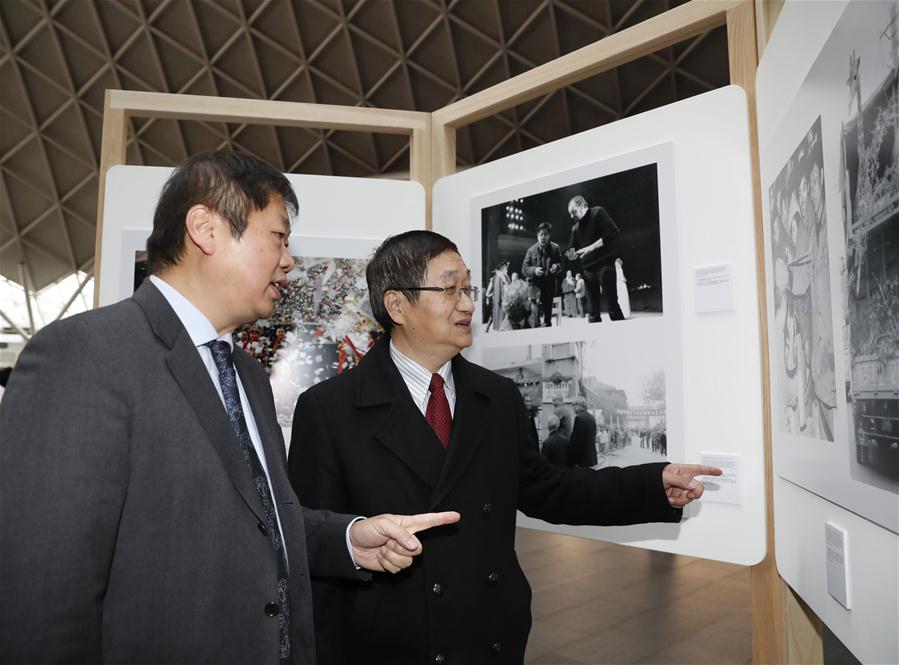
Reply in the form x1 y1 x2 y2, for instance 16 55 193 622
482 331 670 469
840 28 899 489
481 163 662 332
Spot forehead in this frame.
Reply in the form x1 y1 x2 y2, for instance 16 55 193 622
249 194 290 231
425 250 470 281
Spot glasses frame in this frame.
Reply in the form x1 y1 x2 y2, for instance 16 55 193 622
392 285 479 303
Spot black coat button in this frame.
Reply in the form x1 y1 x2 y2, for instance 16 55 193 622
264 602 279 617
432 582 443 596
486 572 499 586
257 522 268 536
491 641 502 654
434 654 446 665
481 503 493 516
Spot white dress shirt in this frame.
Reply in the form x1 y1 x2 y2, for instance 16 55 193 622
389 340 456 416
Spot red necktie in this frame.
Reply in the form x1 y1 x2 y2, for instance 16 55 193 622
426 373 452 448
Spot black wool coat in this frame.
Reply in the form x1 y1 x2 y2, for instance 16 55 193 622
288 337 681 665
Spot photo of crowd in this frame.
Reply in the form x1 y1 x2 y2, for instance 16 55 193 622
135 251 382 432
768 116 837 442
481 163 662 332
483 335 670 470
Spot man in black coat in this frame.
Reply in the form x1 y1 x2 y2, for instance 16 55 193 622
566 195 623 322
540 415 571 468
570 396 598 467
288 230 721 665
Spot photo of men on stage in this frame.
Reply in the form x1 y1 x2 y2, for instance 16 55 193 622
481 163 663 332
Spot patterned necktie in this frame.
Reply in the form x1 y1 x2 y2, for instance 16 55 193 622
205 340 291 664
426 373 452 448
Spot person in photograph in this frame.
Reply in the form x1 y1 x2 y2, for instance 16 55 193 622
288 229 722 665
540 415 571 468
566 194 623 322
570 396 598 468
522 221 563 327
575 271 586 317
485 260 510 332
562 269 577 317
552 394 575 438
0 151 458 665
615 257 631 319
522 391 540 450
501 271 532 330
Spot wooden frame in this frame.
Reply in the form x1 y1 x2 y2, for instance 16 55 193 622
95 1 801 661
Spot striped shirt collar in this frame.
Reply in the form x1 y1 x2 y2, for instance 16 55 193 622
389 339 456 415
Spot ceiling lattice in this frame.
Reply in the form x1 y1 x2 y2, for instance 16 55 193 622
0 0 728 294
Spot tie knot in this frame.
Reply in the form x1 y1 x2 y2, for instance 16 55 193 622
205 340 232 364
428 373 445 393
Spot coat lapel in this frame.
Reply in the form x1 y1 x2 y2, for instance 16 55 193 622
358 339 446 490
133 281 266 525
429 354 489 510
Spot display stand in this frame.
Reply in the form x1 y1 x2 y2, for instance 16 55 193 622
94 2 792 662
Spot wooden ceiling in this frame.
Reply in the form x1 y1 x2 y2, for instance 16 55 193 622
0 0 728 293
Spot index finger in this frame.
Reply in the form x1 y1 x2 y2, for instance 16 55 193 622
402 511 461 535
688 465 723 477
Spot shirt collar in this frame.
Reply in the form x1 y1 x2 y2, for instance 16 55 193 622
389 340 455 397
149 275 233 350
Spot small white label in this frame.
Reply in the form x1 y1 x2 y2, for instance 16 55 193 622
698 453 741 505
825 522 850 609
694 263 735 313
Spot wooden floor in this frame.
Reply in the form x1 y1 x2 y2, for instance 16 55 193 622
516 527 753 665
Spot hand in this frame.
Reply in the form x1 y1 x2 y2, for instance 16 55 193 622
661 464 722 508
575 246 594 258
349 511 461 573
549 263 560 274
534 267 545 277
565 247 578 261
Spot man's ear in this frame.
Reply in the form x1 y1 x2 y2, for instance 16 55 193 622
184 205 217 256
383 290 406 327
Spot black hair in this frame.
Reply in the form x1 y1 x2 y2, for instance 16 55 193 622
146 150 298 273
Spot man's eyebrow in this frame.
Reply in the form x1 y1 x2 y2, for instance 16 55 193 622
439 269 472 279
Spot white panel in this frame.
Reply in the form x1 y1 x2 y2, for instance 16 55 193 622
758 1 899 662
432 86 765 566
99 166 425 306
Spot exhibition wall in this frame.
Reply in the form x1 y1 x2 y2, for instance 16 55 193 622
757 1 899 663
433 85 765 566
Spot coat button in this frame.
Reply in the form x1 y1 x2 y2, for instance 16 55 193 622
257 522 268 536
431 582 443 596
486 572 499 586
434 654 446 665
264 602 279 617
491 641 502 654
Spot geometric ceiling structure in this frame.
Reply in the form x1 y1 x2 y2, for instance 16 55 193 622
0 0 728 298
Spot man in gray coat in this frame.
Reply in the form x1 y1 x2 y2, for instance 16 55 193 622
0 151 456 665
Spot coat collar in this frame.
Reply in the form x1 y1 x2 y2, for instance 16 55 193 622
357 336 491 509
132 280 267 525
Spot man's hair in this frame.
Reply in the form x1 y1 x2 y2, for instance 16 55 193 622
547 414 560 431
146 150 298 273
536 222 552 234
366 230 459 332
568 195 587 210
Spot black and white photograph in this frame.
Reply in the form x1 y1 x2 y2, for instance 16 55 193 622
482 330 671 470
481 163 662 332
841 34 899 488
768 116 837 442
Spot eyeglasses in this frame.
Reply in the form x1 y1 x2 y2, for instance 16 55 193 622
394 285 479 303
